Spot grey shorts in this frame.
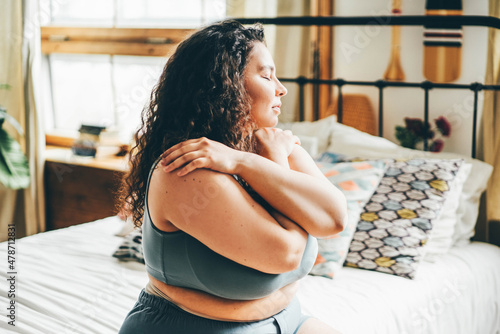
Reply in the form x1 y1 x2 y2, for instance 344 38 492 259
119 289 310 334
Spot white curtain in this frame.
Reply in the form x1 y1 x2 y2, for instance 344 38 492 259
481 1 500 228
0 0 45 241
227 0 313 122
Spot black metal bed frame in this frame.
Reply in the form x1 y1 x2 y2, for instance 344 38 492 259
234 15 500 158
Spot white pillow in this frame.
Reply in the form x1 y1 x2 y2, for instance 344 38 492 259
424 162 471 261
277 114 337 155
294 135 319 157
327 122 493 247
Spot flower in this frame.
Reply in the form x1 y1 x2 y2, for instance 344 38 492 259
435 116 451 137
429 139 444 152
395 116 451 152
404 118 434 139
404 118 425 137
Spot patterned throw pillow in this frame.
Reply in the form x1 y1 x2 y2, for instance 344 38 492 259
309 160 387 278
113 227 144 264
344 158 463 279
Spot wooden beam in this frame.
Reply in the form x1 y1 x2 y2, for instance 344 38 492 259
41 40 179 57
311 0 334 120
41 27 194 42
41 27 194 56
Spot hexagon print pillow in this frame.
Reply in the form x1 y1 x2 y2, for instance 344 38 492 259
309 160 387 278
344 158 463 279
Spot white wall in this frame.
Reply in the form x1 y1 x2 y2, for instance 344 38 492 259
334 0 489 156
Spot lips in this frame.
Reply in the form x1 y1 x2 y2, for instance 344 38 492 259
272 103 282 114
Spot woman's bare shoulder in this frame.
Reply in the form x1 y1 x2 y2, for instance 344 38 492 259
148 166 240 217
151 166 238 197
147 166 238 232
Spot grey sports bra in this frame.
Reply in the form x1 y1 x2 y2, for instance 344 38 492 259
142 158 318 300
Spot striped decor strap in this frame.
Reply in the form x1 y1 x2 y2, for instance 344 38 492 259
423 28 462 47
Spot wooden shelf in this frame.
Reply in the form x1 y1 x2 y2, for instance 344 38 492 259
45 146 129 171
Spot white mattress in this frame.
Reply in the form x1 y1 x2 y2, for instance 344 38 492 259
1 216 499 334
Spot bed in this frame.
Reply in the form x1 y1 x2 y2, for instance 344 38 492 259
2 14 500 334
1 210 499 333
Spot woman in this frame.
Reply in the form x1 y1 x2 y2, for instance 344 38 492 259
119 20 347 333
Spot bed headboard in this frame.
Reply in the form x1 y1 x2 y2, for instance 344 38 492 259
234 14 500 245
235 15 500 159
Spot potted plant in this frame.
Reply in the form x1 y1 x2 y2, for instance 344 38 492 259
0 84 30 189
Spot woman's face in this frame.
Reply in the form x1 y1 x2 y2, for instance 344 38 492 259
244 42 287 128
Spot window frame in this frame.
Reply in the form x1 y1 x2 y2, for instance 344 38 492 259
41 26 195 146
41 27 194 57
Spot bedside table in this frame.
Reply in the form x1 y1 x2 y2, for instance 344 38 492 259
44 147 128 230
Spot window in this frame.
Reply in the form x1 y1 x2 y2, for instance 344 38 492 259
45 0 225 28
41 0 225 143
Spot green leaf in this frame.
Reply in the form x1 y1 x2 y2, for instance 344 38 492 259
0 129 30 189
395 125 421 149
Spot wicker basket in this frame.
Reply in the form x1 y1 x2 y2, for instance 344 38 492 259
326 94 377 136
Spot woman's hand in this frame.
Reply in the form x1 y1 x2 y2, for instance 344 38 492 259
160 137 246 176
254 128 300 166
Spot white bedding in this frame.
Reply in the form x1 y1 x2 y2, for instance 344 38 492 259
1 216 499 334
299 244 500 334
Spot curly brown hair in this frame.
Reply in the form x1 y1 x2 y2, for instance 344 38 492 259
119 20 266 227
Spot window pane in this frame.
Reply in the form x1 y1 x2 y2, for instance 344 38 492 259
112 56 166 140
46 55 166 141
41 56 55 132
49 0 114 26
50 54 114 132
117 0 201 27
116 0 225 27
203 0 226 23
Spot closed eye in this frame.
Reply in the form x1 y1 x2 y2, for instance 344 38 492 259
262 76 271 81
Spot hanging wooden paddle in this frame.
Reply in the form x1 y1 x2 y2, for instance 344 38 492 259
423 0 463 83
384 0 405 81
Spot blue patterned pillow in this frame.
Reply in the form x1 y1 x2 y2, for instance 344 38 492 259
344 158 463 279
309 160 386 278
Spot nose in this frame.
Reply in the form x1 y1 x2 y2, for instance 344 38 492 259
276 80 287 97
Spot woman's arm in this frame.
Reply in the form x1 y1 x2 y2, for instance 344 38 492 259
161 135 347 238
151 161 308 274
248 128 347 237
236 146 347 237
